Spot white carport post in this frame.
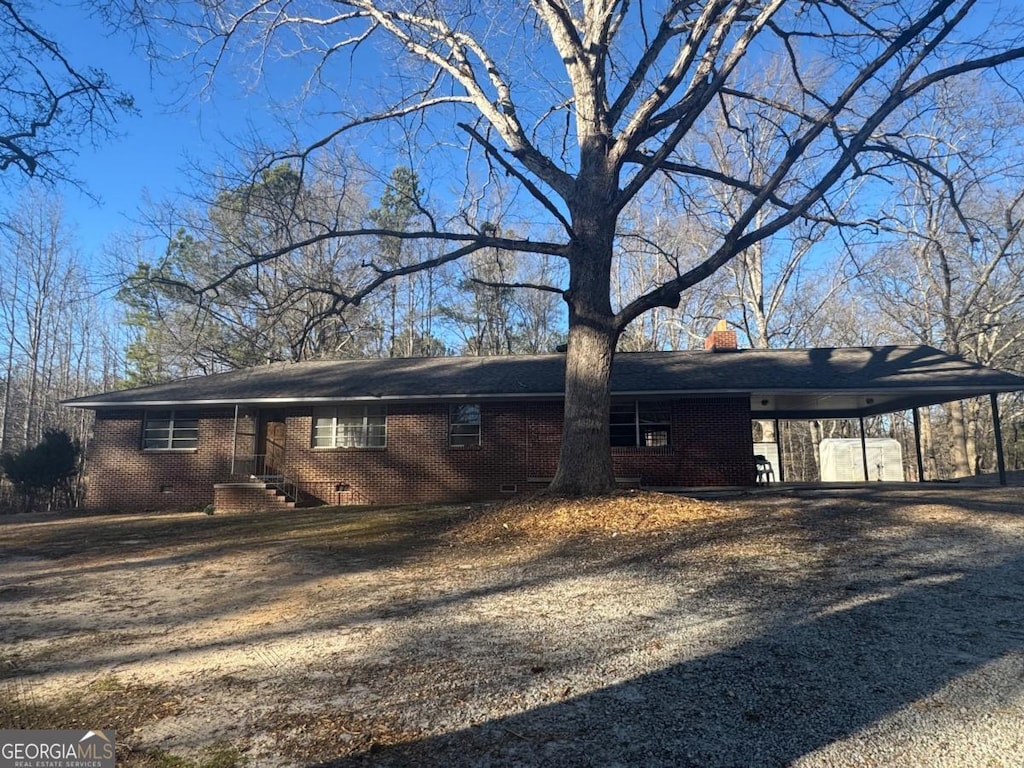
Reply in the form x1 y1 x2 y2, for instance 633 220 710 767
774 418 784 482
230 404 239 476
859 416 869 482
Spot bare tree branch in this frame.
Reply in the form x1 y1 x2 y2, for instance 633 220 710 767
156 226 565 296
459 121 573 235
0 0 132 184
467 276 566 295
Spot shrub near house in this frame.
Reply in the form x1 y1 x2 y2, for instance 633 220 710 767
1 429 81 513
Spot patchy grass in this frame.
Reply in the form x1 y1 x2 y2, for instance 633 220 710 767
0 672 182 731
127 744 246 768
0 503 477 565
261 709 420 765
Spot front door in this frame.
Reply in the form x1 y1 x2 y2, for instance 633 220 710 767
258 411 287 477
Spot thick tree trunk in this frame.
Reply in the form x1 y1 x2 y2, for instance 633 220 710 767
548 190 619 497
549 318 618 496
947 400 971 477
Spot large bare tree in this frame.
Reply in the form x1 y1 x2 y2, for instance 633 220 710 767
140 0 1024 495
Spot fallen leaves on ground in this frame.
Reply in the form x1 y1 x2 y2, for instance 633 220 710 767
455 490 747 543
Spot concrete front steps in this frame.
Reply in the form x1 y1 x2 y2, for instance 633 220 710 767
213 481 301 512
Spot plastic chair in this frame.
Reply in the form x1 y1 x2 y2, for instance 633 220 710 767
754 455 775 486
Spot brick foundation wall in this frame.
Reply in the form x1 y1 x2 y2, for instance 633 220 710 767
82 397 755 511
213 483 293 512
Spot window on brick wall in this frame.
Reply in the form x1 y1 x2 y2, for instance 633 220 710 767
449 404 481 447
143 409 200 450
313 405 387 448
610 401 671 447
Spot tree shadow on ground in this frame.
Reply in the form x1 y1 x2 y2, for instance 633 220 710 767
0 503 485 671
316 550 1024 767
4 489 1023 766
0 503 478 576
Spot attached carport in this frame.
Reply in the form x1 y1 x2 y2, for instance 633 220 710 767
743 348 1024 485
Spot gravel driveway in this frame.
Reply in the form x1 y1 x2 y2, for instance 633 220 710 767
2 487 1023 767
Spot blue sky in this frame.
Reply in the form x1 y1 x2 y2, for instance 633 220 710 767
14 2 297 264
16 0 1022 277
17 1 439 273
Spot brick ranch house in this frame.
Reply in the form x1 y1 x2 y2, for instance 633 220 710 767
64 334 1024 512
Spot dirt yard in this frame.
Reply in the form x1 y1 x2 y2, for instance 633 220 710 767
2 487 1023 767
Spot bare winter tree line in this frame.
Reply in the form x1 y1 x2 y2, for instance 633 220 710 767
114 163 568 382
0 190 122 459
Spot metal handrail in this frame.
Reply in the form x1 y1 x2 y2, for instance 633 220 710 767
275 473 299 503
233 454 269 479
232 454 300 503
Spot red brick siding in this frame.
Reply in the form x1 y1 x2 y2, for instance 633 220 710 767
284 403 534 505
610 398 755 486
520 398 753 487
82 397 755 511
523 401 564 478
85 409 234 511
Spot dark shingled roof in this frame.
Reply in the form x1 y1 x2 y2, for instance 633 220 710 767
64 345 1024 418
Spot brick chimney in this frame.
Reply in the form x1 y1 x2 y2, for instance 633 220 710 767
704 320 739 352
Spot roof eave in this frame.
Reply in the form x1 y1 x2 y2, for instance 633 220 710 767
64 382 1024 410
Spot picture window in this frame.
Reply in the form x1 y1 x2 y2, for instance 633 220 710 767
143 409 199 450
313 405 387 448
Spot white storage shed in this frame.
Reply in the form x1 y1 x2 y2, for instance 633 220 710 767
819 438 904 482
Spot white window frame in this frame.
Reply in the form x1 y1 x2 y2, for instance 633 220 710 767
449 404 481 447
143 409 200 450
313 405 387 449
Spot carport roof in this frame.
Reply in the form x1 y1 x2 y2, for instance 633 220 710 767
65 345 1024 418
